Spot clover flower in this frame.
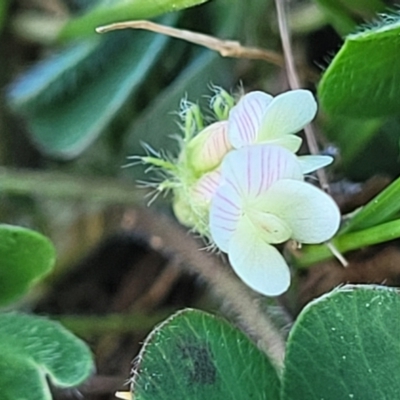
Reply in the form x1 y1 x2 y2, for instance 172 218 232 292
134 88 340 297
209 144 341 296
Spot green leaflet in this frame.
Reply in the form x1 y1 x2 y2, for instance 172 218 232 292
282 285 400 400
318 13 400 117
9 27 171 158
58 0 210 41
340 175 400 234
0 313 94 400
7 36 104 113
131 309 280 400
0 224 55 306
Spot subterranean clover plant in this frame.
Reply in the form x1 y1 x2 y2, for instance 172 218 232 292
4 0 400 398
135 88 341 296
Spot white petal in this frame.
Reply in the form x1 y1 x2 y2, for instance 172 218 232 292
228 91 273 148
228 215 291 296
298 155 333 174
268 135 302 153
187 121 231 173
262 179 341 243
220 144 303 200
247 210 292 244
258 90 317 142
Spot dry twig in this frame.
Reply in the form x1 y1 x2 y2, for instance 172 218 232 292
97 20 285 67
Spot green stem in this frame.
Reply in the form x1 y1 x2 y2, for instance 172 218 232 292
56 311 173 338
0 167 143 205
294 219 400 267
340 176 400 234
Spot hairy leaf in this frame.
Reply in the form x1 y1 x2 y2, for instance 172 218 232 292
131 309 280 399
319 14 400 117
282 285 400 400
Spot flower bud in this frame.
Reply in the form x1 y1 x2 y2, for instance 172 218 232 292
211 88 235 120
185 121 232 175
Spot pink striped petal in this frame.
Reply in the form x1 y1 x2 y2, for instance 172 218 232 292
220 145 303 200
258 90 317 143
209 145 303 251
193 170 221 202
187 121 231 174
228 91 273 148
